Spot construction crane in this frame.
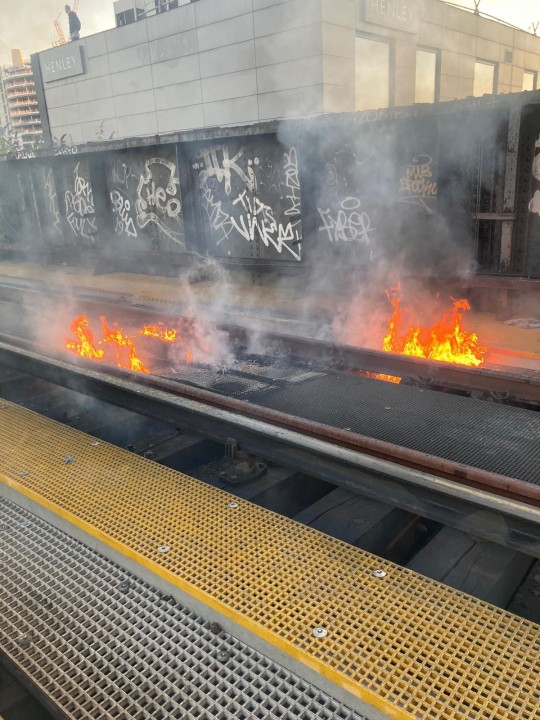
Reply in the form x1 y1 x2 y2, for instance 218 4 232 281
52 0 80 47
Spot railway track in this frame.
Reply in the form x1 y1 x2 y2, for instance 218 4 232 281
0 276 539 407
0 328 539 576
0 283 539 719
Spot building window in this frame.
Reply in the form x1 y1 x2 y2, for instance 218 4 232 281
415 49 440 104
473 61 497 97
356 35 392 111
523 70 537 91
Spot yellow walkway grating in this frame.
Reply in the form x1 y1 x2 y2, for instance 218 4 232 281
0 401 538 720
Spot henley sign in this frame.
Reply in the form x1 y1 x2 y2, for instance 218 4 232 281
361 0 420 34
41 44 86 82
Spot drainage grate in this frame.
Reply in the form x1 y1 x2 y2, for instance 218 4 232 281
167 357 324 398
0 498 365 720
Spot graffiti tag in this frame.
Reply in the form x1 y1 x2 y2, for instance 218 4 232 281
231 190 302 261
283 148 301 217
45 168 61 237
399 154 437 213
318 196 374 245
136 158 182 244
198 146 257 195
110 189 137 238
65 162 97 241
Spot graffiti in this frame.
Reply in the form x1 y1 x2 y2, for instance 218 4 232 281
399 154 438 213
136 157 182 244
196 142 303 261
324 163 338 186
45 169 61 237
231 190 302 261
318 196 374 246
111 158 132 188
356 107 414 124
53 133 78 156
15 150 36 160
110 189 137 238
283 148 301 217
201 178 234 246
54 144 78 156
198 146 257 195
64 162 97 242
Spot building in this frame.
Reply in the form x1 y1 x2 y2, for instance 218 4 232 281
113 0 146 27
32 0 540 145
3 49 42 150
0 69 9 129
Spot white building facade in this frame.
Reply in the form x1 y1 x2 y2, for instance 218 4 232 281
33 0 540 145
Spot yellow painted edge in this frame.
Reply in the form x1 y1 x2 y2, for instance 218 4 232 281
0 472 415 720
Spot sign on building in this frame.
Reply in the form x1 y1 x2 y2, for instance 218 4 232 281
361 0 420 34
40 44 86 83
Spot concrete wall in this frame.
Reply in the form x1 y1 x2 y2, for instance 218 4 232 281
36 0 540 144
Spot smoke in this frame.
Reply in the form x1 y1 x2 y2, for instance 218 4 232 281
0 0 114 65
168 258 235 370
272 104 508 354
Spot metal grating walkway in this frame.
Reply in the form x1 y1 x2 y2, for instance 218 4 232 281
0 401 539 720
0 498 364 720
178 361 540 485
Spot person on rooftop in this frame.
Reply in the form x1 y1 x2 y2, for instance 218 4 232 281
65 5 81 41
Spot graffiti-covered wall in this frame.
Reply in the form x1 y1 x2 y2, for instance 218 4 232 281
187 135 302 262
106 148 184 253
0 99 532 276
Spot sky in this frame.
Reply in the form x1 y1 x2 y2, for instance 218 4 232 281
0 0 540 66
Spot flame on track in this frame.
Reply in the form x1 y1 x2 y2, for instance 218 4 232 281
376 286 487 383
65 315 194 373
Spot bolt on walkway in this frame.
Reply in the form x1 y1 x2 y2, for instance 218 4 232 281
0 400 539 720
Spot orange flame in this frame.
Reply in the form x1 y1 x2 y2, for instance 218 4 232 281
99 316 150 374
377 288 487 383
65 315 199 373
140 323 177 343
65 315 105 361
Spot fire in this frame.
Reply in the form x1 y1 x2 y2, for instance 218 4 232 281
65 314 199 374
99 316 150 374
379 288 486 381
140 323 177 343
65 315 105 361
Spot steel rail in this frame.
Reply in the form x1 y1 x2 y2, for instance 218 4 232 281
0 278 538 406
0 335 539 558
0 330 539 506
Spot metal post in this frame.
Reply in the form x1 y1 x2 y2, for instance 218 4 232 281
500 107 521 271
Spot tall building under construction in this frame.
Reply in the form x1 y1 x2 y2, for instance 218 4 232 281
2 49 42 151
